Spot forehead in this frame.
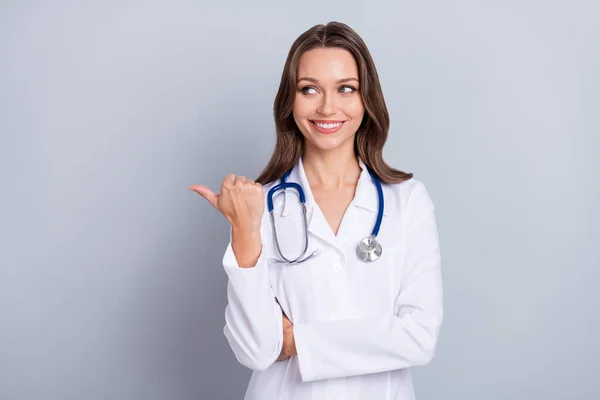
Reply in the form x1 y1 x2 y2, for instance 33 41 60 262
296 47 358 81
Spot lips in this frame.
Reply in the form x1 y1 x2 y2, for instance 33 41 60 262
309 120 346 134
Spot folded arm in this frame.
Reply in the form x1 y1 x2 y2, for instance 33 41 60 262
293 182 443 382
222 227 284 371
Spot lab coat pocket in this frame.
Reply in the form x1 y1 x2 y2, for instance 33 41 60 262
347 247 406 318
275 251 331 324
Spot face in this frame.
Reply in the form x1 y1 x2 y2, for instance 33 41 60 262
293 47 365 154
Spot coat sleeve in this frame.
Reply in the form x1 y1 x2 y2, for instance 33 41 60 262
222 225 284 371
293 181 443 382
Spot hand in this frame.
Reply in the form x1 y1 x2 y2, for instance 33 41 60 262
190 175 265 267
189 174 264 233
276 313 296 361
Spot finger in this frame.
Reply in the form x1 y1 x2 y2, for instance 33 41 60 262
223 174 236 184
234 175 247 185
189 184 219 209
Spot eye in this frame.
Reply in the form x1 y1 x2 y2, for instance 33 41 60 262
300 86 317 95
339 85 357 93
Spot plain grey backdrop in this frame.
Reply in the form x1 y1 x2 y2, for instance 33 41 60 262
1 1 599 399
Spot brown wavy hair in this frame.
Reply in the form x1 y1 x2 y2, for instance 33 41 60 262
255 21 413 185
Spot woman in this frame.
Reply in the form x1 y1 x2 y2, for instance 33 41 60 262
190 21 443 400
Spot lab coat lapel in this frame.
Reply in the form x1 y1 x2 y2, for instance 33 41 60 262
337 158 390 247
336 158 370 246
286 157 338 248
352 158 390 217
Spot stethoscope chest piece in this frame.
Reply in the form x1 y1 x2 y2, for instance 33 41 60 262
356 235 382 262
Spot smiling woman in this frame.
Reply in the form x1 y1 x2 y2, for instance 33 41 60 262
293 48 364 143
190 21 443 400
256 22 413 186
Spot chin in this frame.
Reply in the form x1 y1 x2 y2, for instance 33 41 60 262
305 135 352 153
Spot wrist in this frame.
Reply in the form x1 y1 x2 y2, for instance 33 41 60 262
231 225 262 268
231 223 260 238
284 326 296 357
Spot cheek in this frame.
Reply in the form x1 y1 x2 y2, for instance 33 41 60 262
340 96 365 119
293 96 312 118
292 101 312 139
348 99 366 118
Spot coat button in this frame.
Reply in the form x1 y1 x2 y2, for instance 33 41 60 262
331 262 341 271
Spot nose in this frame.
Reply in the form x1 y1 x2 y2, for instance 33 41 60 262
316 91 338 116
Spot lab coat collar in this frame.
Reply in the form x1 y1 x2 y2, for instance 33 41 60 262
279 155 389 249
353 157 389 217
290 156 387 214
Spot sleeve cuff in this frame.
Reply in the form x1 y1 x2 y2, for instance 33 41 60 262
222 242 266 271
293 322 315 382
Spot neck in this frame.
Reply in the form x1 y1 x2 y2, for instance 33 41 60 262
302 147 361 190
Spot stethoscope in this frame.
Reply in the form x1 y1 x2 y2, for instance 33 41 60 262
267 166 384 264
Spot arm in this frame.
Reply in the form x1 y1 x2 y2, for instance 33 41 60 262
293 182 443 382
222 224 284 371
190 175 284 371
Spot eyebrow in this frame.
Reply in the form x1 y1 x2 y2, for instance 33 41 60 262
297 77 359 84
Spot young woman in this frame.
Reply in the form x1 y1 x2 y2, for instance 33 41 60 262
190 21 443 400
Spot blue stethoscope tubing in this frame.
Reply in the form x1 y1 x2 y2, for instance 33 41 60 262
267 165 384 263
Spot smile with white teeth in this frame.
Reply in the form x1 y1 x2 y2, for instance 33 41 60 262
313 122 343 128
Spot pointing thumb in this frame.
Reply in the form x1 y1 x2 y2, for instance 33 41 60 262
189 184 219 210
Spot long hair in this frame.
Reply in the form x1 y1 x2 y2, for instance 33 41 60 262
256 21 413 185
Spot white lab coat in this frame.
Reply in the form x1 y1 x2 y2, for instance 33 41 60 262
222 157 443 400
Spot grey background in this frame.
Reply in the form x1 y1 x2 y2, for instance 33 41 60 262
1 1 599 399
